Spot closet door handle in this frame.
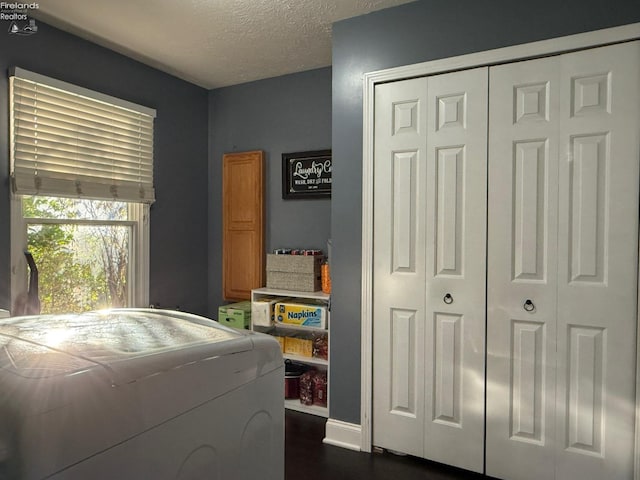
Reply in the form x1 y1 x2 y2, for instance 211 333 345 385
443 293 453 304
523 299 535 312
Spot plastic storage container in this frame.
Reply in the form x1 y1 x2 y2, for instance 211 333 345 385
0 309 284 480
217 301 252 329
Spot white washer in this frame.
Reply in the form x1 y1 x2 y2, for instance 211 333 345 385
0 309 284 480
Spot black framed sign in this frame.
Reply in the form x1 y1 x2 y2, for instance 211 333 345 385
282 149 332 199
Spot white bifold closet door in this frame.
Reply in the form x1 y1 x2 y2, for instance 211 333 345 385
486 41 640 480
372 67 488 473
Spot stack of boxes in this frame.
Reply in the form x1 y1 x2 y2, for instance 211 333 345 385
261 252 327 357
251 297 329 361
275 301 326 357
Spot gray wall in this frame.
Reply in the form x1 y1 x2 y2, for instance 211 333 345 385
0 22 209 314
208 68 332 312
331 0 640 424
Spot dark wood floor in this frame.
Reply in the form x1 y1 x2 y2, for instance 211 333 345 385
285 411 495 480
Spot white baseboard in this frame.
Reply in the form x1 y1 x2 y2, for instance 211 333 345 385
323 418 362 452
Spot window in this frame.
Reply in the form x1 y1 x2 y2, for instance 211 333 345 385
12 196 148 314
9 68 155 314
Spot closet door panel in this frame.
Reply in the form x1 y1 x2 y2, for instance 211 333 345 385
486 56 560 480
423 67 488 473
373 69 489 469
555 41 640 480
374 41 639 480
373 77 428 457
488 41 639 480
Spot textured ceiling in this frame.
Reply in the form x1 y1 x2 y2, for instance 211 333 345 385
35 0 416 89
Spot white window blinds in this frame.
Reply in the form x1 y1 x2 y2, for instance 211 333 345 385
9 67 156 203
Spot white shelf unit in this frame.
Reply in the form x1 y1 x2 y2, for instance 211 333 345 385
251 287 329 417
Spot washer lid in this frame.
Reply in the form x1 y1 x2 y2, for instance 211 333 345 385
0 309 251 383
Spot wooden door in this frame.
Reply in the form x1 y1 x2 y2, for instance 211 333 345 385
373 67 488 472
486 41 640 480
222 151 264 300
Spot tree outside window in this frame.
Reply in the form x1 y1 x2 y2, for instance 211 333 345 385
22 196 133 314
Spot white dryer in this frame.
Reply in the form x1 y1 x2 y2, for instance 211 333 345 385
0 309 284 480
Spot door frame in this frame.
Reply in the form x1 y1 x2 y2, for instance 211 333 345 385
360 21 640 474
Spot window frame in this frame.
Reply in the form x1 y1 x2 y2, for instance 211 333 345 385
9 194 150 313
8 67 154 315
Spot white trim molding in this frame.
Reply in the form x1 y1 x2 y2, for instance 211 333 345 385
360 22 640 467
636 235 640 479
323 418 362 452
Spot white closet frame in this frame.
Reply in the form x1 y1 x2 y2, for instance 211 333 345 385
359 21 640 475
